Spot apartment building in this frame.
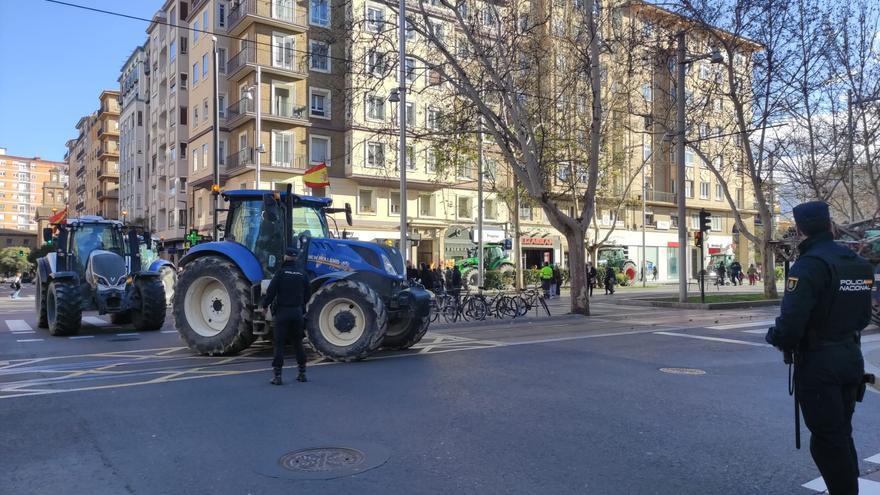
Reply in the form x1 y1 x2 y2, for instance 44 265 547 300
0 148 66 233
34 166 68 237
66 91 121 219
145 1 192 255
119 43 151 224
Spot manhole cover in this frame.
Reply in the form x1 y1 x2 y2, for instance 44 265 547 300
660 367 706 375
279 447 366 472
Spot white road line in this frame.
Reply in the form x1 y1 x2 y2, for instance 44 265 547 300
5 320 32 332
803 477 880 493
160 330 177 334
865 453 880 464
82 316 110 326
653 331 772 347
69 336 94 340
116 333 140 337
16 339 44 343
742 329 767 334
706 319 775 330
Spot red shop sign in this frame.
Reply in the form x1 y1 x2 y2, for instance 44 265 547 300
522 237 554 246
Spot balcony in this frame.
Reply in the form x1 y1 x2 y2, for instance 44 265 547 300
97 125 119 137
76 165 86 178
225 97 255 128
99 164 119 179
645 190 678 204
97 144 119 159
226 147 255 172
76 184 86 195
226 43 307 82
228 0 308 37
227 97 309 129
97 188 119 201
76 148 85 160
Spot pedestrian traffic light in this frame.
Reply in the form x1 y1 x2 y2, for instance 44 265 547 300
699 209 712 233
694 231 703 247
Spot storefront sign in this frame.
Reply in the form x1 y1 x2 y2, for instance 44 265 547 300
656 220 670 230
471 229 505 243
522 237 554 246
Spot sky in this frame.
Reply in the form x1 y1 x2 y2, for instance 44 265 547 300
0 0 159 162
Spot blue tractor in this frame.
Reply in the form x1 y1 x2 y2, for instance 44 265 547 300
172 188 432 361
35 217 167 335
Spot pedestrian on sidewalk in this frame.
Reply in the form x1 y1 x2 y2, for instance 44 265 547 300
261 247 310 386
540 262 554 298
747 264 758 285
586 262 597 297
652 265 658 281
717 261 727 286
552 264 562 297
9 272 21 299
730 261 742 286
604 267 616 295
419 263 434 290
765 201 874 495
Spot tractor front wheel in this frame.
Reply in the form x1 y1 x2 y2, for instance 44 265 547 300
174 256 255 355
306 280 387 361
35 276 48 328
131 278 166 331
383 287 431 350
47 279 81 336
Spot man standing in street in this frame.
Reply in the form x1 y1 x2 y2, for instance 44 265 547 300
766 201 874 494
262 247 312 386
540 261 553 298
586 262 597 297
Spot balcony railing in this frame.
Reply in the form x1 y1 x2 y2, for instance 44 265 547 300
97 188 119 200
97 144 119 158
228 0 308 31
271 102 307 120
99 164 119 178
227 147 255 170
226 43 307 78
645 190 678 204
226 147 307 172
226 97 255 124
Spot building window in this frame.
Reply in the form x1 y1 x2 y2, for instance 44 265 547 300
170 40 177 62
389 191 401 215
642 83 652 102
309 135 330 165
685 180 694 198
202 144 208 169
273 33 295 70
711 215 722 231
218 94 226 118
366 6 385 32
192 148 199 171
218 48 227 73
310 0 330 26
425 149 436 173
202 53 209 78
715 183 723 201
366 95 386 121
484 198 497 220
192 62 199 85
219 140 226 165
309 87 331 118
366 50 385 77
426 107 440 129
193 20 199 43
685 148 695 167
457 196 473 219
272 130 293 167
366 142 384 168
217 2 226 27
700 181 710 199
193 105 199 125
309 40 330 72
519 204 532 220
419 194 434 217
358 189 375 214
203 99 209 122
180 36 188 54
405 57 417 83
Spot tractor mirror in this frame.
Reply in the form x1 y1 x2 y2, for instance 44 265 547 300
42 227 53 243
344 203 353 226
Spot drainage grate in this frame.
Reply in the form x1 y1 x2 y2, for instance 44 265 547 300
659 367 706 375
279 447 366 473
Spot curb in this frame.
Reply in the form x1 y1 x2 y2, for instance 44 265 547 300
428 312 584 331
618 297 781 310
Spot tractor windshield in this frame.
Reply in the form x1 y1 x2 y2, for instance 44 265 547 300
72 224 125 274
292 206 328 238
227 199 285 277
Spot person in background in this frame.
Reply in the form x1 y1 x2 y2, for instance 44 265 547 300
9 272 22 299
419 262 434 290
433 263 445 292
406 261 419 282
552 263 562 297
540 262 554 298
450 265 463 302
717 261 727 286
730 260 743 286
586 262 597 297
445 264 454 291
747 263 758 286
652 265 659 281
604 267 616 295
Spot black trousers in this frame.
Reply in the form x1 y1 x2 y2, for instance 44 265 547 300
271 307 307 371
798 344 864 495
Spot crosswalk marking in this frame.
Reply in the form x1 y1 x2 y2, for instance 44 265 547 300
16 339 43 343
743 329 767 334
6 320 32 333
82 316 110 327
803 477 880 493
706 319 775 330
654 331 771 347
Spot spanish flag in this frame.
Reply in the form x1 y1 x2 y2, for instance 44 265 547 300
303 163 330 188
49 207 68 224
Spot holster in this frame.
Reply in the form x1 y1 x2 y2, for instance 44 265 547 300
858 374 875 402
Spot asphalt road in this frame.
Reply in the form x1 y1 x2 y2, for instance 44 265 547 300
2 287 879 494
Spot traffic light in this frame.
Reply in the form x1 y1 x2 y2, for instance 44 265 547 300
694 231 703 247
699 208 712 233
17 250 24 257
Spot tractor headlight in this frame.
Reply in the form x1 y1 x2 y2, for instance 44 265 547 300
381 253 398 275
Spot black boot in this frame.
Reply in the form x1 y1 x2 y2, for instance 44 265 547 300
296 366 307 383
270 367 283 385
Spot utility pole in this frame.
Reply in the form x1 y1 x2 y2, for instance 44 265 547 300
641 135 647 288
212 36 220 242
675 32 688 303
513 182 522 290
397 0 408 267
477 118 484 289
255 66 262 189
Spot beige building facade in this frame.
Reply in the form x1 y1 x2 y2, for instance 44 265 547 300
0 148 67 233
66 91 121 220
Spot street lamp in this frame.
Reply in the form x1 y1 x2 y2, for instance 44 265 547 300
846 90 880 222
122 209 128 225
674 32 724 303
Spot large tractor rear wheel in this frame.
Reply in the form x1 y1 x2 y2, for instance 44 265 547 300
306 280 387 361
131 278 167 331
35 275 48 329
174 256 256 355
159 266 176 306
383 288 431 350
47 279 81 336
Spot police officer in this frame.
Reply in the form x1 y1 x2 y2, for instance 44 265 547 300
766 201 874 494
262 247 311 386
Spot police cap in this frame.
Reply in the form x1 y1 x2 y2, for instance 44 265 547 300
792 201 831 236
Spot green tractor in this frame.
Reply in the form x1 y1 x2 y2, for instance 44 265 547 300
457 243 515 288
597 246 638 284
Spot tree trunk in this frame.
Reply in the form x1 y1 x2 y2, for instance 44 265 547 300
566 229 590 315
761 236 778 299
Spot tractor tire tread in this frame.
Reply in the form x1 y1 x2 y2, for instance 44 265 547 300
305 280 387 362
48 280 81 336
132 278 166 331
